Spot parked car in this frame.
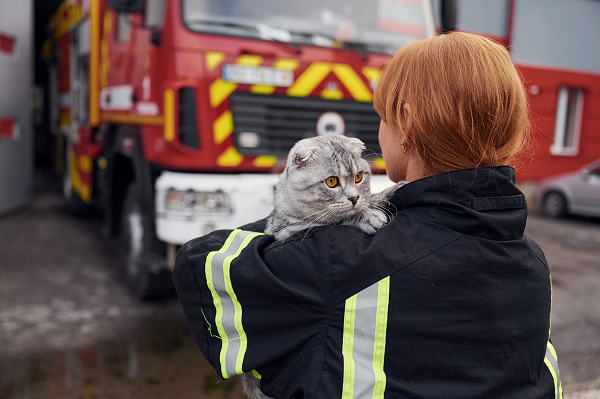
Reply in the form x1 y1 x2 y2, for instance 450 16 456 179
536 159 600 218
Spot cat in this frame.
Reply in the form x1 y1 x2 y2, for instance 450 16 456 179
265 135 400 241
241 135 403 399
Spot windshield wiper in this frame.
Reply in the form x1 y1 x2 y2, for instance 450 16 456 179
185 19 302 54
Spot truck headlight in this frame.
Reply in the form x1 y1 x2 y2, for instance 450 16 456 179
165 189 231 215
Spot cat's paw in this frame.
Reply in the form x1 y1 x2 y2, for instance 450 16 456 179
356 208 388 235
370 181 407 206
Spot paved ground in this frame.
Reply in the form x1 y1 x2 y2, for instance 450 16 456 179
1 170 599 398
525 214 600 397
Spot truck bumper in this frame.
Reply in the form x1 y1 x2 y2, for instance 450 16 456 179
155 171 395 245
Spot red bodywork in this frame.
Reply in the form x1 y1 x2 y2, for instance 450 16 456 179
515 65 600 181
48 0 391 202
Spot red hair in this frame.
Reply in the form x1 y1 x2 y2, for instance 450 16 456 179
374 31 530 175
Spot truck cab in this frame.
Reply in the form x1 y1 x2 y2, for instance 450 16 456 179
46 0 435 299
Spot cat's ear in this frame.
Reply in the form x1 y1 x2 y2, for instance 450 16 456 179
291 146 318 167
347 138 366 152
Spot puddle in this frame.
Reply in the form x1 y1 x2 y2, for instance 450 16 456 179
0 328 246 399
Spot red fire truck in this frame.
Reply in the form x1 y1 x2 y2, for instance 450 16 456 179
44 0 435 299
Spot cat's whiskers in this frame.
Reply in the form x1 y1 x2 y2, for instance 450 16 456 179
300 209 336 244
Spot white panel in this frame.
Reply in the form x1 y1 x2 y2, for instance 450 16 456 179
100 85 134 111
77 18 90 56
0 0 33 214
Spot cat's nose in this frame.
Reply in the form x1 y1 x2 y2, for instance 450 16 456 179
348 196 359 205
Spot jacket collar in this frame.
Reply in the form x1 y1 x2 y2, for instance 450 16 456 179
389 166 527 240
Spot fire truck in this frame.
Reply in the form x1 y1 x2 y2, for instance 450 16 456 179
44 0 436 299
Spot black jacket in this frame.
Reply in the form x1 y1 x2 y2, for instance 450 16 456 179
173 166 562 399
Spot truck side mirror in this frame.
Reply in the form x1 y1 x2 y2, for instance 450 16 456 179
108 0 145 13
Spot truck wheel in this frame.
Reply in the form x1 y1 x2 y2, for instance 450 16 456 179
542 191 568 218
121 183 174 300
63 151 92 216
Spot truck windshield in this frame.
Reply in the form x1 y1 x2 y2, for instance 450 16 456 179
182 0 429 54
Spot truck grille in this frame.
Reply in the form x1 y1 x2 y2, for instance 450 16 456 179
230 92 382 157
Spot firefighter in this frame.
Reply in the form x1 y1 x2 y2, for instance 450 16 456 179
173 32 562 399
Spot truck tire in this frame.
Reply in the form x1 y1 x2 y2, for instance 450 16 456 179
63 151 92 216
542 191 568 218
121 182 174 300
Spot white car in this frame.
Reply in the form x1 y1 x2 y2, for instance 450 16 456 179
536 159 600 218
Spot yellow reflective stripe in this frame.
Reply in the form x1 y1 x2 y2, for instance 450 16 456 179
89 0 100 126
206 51 225 71
321 87 344 100
213 110 234 144
362 66 381 84
236 54 263 66
287 62 331 97
274 58 300 70
253 155 278 168
205 230 240 378
549 274 553 338
217 146 244 167
222 231 264 374
164 89 175 141
210 78 238 108
333 64 372 102
372 277 390 398
342 294 357 399
205 230 265 378
250 84 275 94
252 369 262 379
545 341 563 399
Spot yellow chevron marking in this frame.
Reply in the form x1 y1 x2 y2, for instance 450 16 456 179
333 64 372 102
273 58 300 71
362 66 381 86
374 157 386 170
206 51 225 71
210 78 238 108
79 155 92 174
321 87 344 100
235 55 263 66
253 156 278 168
217 146 244 167
213 111 234 144
164 89 175 141
251 85 275 94
287 62 332 97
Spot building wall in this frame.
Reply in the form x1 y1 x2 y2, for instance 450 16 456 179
515 66 600 181
509 0 600 181
512 0 600 74
0 0 33 215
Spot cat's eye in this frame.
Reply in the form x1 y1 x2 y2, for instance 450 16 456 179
325 176 339 188
355 172 363 183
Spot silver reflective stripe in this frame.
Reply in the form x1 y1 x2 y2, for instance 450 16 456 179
205 229 263 378
353 283 379 398
545 342 563 399
342 277 390 399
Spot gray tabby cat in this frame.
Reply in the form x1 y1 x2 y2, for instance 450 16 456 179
241 135 403 399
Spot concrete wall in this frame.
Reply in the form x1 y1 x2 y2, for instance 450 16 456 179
0 0 33 215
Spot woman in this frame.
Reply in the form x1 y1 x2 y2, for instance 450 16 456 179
173 32 562 398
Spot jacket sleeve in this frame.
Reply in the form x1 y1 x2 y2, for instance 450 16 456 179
173 228 331 381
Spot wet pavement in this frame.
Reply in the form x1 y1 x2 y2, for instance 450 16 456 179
1 170 600 398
